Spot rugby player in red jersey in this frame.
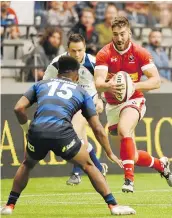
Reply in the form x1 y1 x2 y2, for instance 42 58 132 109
94 16 172 193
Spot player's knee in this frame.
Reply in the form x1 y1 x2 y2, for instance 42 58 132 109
118 125 133 139
81 160 94 173
118 129 132 139
22 159 36 169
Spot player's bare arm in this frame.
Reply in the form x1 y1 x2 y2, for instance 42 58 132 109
14 96 31 133
93 94 104 114
95 69 125 94
95 98 104 113
134 66 161 91
87 115 123 168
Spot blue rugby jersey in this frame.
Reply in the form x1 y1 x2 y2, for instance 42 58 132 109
24 78 97 139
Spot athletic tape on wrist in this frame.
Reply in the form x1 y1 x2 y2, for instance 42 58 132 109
87 143 93 153
20 122 29 134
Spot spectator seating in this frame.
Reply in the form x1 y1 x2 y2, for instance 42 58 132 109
1 24 172 82
1 0 172 84
1 59 25 81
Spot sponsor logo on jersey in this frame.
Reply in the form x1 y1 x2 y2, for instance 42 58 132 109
62 139 76 152
80 84 89 88
131 100 140 108
27 142 35 152
111 57 117 62
129 72 138 82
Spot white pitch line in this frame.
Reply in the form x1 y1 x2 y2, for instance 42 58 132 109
20 192 95 197
18 189 172 198
1 189 172 203
48 203 172 207
131 204 172 207
1 201 172 207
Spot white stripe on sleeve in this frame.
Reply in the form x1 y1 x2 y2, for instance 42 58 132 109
95 65 108 71
141 63 155 72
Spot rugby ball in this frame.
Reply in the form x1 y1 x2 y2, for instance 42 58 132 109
113 71 135 102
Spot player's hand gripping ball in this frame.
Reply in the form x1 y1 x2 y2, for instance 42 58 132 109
113 71 135 103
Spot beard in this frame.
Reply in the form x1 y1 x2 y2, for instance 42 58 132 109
150 41 161 49
42 40 58 57
113 38 130 51
1 7 8 13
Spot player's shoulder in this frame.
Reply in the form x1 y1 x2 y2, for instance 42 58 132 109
132 42 151 57
98 42 112 54
96 42 113 58
28 80 47 92
43 52 68 80
50 52 68 65
35 79 50 87
86 53 96 64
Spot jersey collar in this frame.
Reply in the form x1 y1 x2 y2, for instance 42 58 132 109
113 42 132 55
80 53 86 65
60 77 73 82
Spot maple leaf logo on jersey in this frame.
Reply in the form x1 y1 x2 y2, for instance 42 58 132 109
129 55 135 62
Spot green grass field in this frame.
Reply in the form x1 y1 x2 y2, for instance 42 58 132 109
1 173 172 218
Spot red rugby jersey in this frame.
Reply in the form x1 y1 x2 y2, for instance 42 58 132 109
95 42 155 104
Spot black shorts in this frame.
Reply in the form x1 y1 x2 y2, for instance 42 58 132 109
26 135 81 161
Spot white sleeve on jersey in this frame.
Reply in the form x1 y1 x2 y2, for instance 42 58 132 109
43 65 58 80
78 53 97 97
87 54 96 65
43 52 67 80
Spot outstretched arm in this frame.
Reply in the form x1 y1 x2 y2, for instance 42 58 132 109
81 92 123 167
88 115 123 168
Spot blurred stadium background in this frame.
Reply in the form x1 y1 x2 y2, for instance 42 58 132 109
1 1 172 217
1 1 172 86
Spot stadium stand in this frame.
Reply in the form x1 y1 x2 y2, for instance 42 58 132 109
1 1 172 85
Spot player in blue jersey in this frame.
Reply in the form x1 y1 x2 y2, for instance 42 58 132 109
1 56 136 216
44 34 108 186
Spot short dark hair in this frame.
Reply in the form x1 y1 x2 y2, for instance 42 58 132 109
67 33 85 47
81 8 95 18
106 3 117 11
111 16 130 29
58 56 80 74
149 28 162 37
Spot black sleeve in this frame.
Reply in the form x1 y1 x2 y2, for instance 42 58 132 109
23 84 37 105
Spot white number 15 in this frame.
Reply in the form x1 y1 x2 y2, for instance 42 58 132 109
47 81 76 99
